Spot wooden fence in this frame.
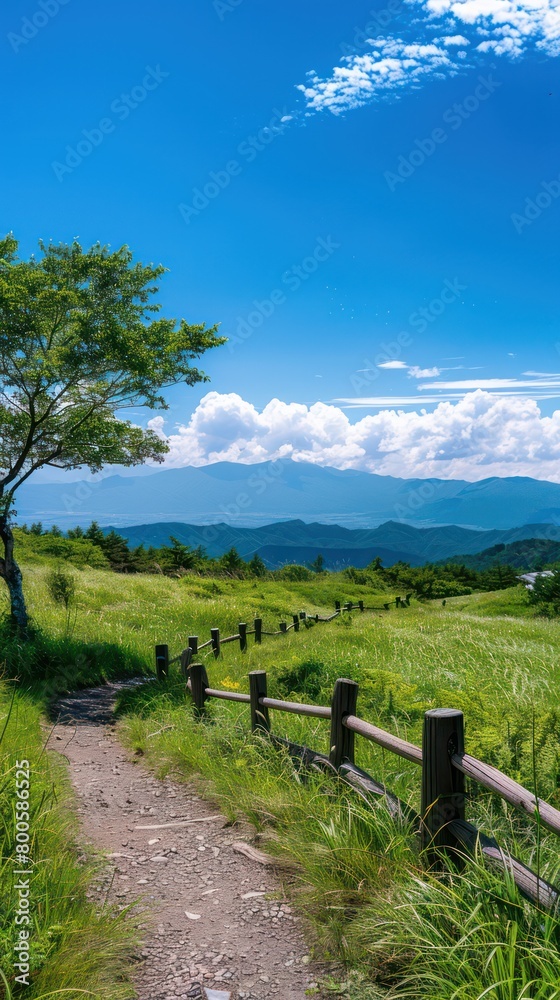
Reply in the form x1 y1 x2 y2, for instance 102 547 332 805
154 607 560 913
155 595 413 673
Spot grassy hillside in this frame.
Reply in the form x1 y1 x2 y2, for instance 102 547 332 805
3 560 560 998
9 562 558 792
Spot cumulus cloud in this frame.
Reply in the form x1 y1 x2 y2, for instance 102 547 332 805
431 0 560 56
378 360 409 369
149 390 560 483
297 0 560 114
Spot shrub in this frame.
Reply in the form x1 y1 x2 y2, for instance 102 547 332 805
277 564 313 582
46 567 76 610
528 571 560 615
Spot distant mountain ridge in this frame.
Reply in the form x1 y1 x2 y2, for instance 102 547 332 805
103 518 560 569
15 459 560 531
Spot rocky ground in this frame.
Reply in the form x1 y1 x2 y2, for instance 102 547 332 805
46 682 328 1000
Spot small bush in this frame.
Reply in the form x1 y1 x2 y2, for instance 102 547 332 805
277 564 314 582
46 566 76 609
528 572 560 615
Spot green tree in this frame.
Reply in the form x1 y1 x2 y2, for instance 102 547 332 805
309 553 325 574
67 525 85 539
220 547 245 576
159 536 200 573
29 522 43 536
248 553 267 577
0 235 224 629
84 521 105 546
100 531 133 572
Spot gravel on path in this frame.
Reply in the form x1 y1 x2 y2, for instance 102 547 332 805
46 681 327 1000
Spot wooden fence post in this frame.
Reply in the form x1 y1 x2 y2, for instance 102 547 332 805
180 646 193 679
335 600 341 611
421 708 465 862
254 617 262 644
292 614 300 632
384 602 391 611
249 671 270 734
359 600 364 612
329 678 359 769
188 635 198 656
395 597 401 608
300 611 306 620
239 623 247 652
344 601 353 612
279 622 287 633
211 628 220 658
155 644 169 681
189 662 209 716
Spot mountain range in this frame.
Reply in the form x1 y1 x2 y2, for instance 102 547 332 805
103 518 560 569
15 460 560 531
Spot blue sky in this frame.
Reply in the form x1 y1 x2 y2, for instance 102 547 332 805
3 0 560 482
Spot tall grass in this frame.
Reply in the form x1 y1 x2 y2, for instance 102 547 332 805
117 688 560 999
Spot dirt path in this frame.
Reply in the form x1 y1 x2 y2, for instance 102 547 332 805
45 682 326 1000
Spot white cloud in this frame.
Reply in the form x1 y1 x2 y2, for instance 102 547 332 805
418 376 560 390
297 37 457 114
434 0 560 56
297 0 560 114
378 360 409 369
149 390 560 483
147 415 166 437
408 365 442 377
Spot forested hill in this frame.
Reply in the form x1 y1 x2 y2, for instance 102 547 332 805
443 537 560 572
104 519 559 569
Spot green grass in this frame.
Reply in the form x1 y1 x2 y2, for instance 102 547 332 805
0 686 139 999
4 561 560 998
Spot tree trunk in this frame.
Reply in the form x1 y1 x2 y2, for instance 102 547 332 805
0 515 29 633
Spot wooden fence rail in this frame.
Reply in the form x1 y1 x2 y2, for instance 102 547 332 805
161 595 413 670
154 613 560 913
